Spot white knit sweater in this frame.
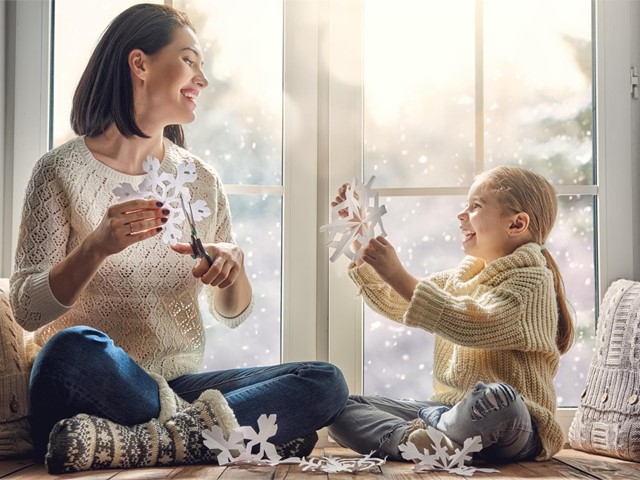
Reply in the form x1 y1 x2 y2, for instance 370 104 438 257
10 136 252 381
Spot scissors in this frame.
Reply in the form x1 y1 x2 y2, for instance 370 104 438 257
179 193 213 267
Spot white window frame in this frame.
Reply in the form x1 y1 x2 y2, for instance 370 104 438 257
2 0 640 439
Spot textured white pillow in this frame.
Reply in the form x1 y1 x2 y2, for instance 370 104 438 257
569 279 640 462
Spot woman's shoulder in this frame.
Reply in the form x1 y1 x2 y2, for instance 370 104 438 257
165 140 223 184
31 136 87 175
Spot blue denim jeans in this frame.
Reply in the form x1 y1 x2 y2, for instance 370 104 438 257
29 326 349 458
328 382 541 463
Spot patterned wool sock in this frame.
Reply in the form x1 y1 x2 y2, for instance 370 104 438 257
275 430 319 459
45 389 238 473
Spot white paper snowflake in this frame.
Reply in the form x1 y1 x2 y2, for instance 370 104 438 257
320 176 387 262
398 426 499 477
112 156 211 245
202 414 388 473
203 414 284 466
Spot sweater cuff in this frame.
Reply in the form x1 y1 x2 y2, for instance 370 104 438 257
404 280 448 332
213 296 253 329
347 262 384 287
30 270 74 319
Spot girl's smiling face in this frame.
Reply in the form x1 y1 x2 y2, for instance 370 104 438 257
133 26 209 129
457 179 518 263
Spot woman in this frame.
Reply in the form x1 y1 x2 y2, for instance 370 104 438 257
10 3 347 472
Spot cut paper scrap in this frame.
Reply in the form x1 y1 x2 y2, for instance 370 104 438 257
112 156 211 245
398 426 500 477
299 452 386 473
202 414 387 473
320 176 387 262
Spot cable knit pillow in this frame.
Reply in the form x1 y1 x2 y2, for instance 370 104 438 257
569 279 640 461
0 279 35 458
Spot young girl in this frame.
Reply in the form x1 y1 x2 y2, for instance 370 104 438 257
328 165 573 464
10 3 347 472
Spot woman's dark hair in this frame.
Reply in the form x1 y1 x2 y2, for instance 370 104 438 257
71 3 195 148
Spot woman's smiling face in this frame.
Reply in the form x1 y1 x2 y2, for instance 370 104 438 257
135 26 209 128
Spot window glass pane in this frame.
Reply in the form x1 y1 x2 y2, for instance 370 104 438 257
484 0 593 184
364 196 463 399
52 0 163 146
363 0 476 188
175 0 283 186
175 0 284 369
200 194 282 369
551 195 596 406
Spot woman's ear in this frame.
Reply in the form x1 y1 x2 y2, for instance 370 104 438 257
508 212 530 237
128 49 147 81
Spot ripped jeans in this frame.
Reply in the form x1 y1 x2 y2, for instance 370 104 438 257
328 382 541 463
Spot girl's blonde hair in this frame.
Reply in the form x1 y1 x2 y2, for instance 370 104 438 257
476 165 575 354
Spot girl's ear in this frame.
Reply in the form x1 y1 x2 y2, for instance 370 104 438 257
508 212 530 237
128 49 147 81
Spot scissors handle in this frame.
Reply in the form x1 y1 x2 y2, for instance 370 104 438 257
192 236 213 267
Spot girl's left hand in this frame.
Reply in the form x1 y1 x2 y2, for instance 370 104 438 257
362 236 404 284
171 242 244 288
362 236 418 301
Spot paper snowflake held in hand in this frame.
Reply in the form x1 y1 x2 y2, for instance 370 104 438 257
398 426 499 477
112 156 211 245
320 176 387 262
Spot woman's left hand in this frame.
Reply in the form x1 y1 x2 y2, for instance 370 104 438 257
171 242 244 288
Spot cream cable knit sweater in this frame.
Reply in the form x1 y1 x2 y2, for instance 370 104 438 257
348 243 564 461
10 136 252 381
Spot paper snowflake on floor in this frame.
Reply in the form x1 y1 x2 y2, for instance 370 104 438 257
398 426 499 477
320 176 387 262
202 414 387 473
111 156 210 245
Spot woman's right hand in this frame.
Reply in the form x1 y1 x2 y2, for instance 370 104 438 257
88 199 169 257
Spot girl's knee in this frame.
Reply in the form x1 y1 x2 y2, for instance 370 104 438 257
469 382 525 421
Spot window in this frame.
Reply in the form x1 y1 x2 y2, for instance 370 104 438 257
5 0 638 429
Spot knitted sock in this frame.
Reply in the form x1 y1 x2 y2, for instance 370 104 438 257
45 389 238 473
275 430 319 459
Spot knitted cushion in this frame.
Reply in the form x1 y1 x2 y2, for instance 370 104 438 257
0 278 35 458
568 279 640 462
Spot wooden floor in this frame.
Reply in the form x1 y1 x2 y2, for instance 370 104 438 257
1 447 639 479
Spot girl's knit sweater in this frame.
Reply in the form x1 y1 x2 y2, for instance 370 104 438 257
10 136 252 381
348 243 564 461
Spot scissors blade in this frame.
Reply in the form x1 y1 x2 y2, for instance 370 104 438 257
179 193 196 233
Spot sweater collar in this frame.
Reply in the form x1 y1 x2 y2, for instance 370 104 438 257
455 243 547 284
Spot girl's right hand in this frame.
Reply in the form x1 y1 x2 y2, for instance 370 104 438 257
331 183 351 218
88 199 169 257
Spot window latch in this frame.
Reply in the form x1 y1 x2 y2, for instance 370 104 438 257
632 67 639 100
